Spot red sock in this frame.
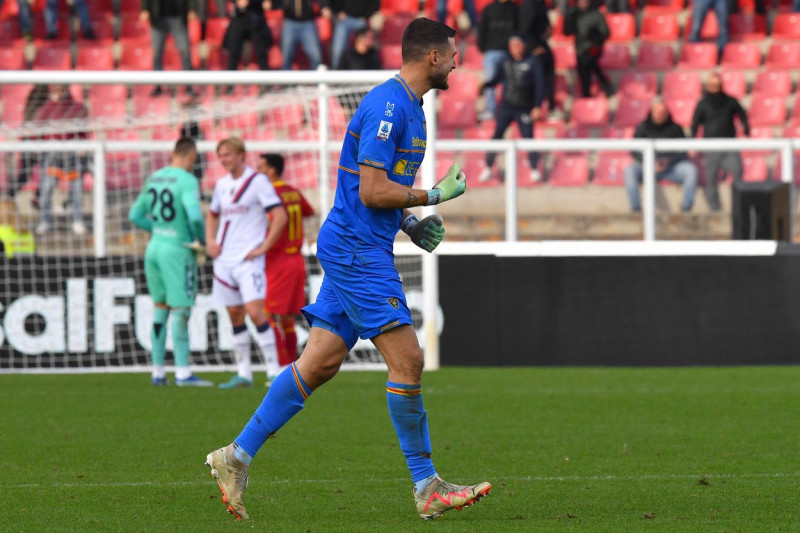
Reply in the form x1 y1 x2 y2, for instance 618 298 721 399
282 316 298 364
268 315 290 366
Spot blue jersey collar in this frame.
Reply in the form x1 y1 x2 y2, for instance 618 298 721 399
393 75 422 107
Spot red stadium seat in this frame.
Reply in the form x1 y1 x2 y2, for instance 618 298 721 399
380 0 416 15
0 46 26 69
677 43 718 69
460 44 483 70
605 13 636 43
84 14 115 44
753 70 793 97
204 17 230 45
76 45 114 70
720 42 761 69
119 45 153 70
664 97 699 128
765 42 800 70
782 123 800 139
741 155 769 182
1 97 25 127
445 71 480 99
742 126 774 157
719 70 747 99
601 125 635 139
119 16 151 44
685 12 719 41
640 14 680 42
662 70 702 99
437 98 477 129
460 155 498 188
729 13 766 41
462 122 496 139
88 84 128 103
316 15 332 44
570 97 609 128
772 13 800 40
550 14 570 43
132 95 170 119
266 18 282 44
549 154 590 186
380 12 414 44
188 17 202 44
593 152 634 186
380 43 402 69
748 95 787 127
614 98 652 129
598 43 632 70
636 43 675 70
33 47 71 70
89 100 127 128
552 44 576 70
642 0 684 13
118 0 141 14
617 72 657 98
0 19 21 45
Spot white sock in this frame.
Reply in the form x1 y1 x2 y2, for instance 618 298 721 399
233 328 253 381
256 327 280 377
175 366 191 380
152 365 166 379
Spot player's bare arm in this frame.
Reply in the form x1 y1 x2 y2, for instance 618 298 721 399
359 163 466 209
206 212 221 259
245 205 288 260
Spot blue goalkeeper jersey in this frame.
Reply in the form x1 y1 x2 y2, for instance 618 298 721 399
317 75 427 265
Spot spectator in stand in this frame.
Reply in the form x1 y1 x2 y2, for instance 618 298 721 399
624 100 698 213
223 0 273 74
12 85 49 202
45 0 95 40
688 0 729 59
564 0 613 98
435 0 477 30
604 0 630 12
141 0 198 97
477 35 545 183
794 0 800 11
690 73 749 212
278 0 331 70
34 85 90 236
338 27 380 70
477 0 518 121
0 0 33 40
330 0 378 70
519 0 555 117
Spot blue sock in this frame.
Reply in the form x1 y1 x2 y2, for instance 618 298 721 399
234 362 311 458
386 381 437 484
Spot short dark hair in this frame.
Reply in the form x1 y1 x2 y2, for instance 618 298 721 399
174 137 197 156
260 153 284 176
401 17 456 63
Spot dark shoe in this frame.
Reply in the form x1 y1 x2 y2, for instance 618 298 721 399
82 29 96 40
45 32 57 40
150 86 164 97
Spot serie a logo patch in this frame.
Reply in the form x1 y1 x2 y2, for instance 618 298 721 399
377 120 393 141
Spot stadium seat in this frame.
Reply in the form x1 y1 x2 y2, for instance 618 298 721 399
188 17 202 44
635 43 675 70
719 70 747 99
614 98 652 129
316 15 332 45
617 72 657 99
119 16 151 45
677 42 718 69
664 97 699 128
593 152 634 186
76 45 114 70
437 98 477 129
84 14 115 44
0 19 21 45
782 123 800 139
462 122 496 139
729 13 767 41
117 0 142 14
765 42 800 70
747 95 787 127
460 44 483 70
548 154 590 186
741 155 769 182
641 0 684 13
205 17 230 45
552 44 576 70
640 14 680 42
753 70 793 97
31 16 71 42
662 71 702 100
88 84 128 103
720 42 761 69
1 97 25 127
162 46 199 70
133 96 171 119
266 18 282 43
772 13 800 40
549 14 570 43
445 71 480 99
380 43 402 69
598 43 632 70
106 153 143 191
601 125 635 139
380 12 414 44
605 13 636 43
684 12 719 41
457 154 497 188
561 126 594 140
33 47 71 70
119 46 153 70
0 46 26 69
742 125 774 157
380 0 416 15
570 97 609 128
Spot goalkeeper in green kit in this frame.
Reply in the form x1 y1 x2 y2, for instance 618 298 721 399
129 137 214 387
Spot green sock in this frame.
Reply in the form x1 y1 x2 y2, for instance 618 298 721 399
172 308 191 371
150 307 170 367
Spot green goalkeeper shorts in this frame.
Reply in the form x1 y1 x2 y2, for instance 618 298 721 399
144 240 198 308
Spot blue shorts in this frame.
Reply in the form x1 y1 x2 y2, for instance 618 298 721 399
302 255 412 350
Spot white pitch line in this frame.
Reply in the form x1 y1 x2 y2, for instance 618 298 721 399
3 472 800 490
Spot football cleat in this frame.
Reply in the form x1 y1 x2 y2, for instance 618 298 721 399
150 377 169 386
175 375 214 387
414 477 492 520
218 375 253 389
205 448 249 520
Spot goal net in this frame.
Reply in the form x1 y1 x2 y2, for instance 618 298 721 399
0 71 440 373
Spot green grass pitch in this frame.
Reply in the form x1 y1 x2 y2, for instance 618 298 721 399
1 366 799 532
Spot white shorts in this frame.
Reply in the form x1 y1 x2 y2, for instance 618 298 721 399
212 257 267 307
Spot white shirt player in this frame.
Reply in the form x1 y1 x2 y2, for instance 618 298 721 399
209 165 282 265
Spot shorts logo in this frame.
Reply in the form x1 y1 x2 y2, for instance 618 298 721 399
385 102 395 117
377 120 393 141
387 297 399 309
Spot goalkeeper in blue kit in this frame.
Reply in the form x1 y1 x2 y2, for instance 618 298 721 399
206 18 491 521
129 137 213 387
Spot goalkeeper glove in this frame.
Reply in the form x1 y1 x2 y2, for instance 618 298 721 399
182 239 207 266
427 163 466 205
401 213 445 253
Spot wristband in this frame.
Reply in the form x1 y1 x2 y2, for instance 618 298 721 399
426 189 442 206
401 213 419 235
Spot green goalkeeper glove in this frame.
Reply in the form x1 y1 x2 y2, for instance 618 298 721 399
427 163 466 205
182 239 207 266
401 213 445 253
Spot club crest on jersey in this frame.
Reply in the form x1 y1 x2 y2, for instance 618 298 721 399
377 120 393 141
387 297 399 309
385 101 395 117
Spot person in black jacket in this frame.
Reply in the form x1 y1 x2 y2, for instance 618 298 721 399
690 73 749 211
564 0 613 97
338 28 380 70
224 0 273 73
141 0 198 97
477 0 518 120
477 35 545 183
519 0 555 115
624 100 699 212
278 0 331 70
330 0 378 69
